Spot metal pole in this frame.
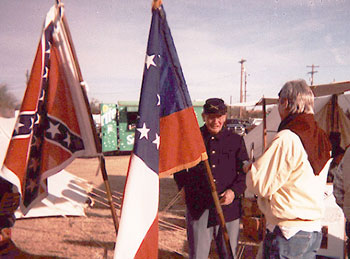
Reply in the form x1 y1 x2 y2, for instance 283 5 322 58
238 59 246 118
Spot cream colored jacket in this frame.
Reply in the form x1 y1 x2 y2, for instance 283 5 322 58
246 129 331 228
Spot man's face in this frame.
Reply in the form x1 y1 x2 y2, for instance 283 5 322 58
202 113 227 135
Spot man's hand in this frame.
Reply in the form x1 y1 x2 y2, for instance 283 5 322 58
243 161 252 174
219 189 235 206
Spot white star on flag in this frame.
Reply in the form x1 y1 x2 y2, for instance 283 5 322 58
26 179 37 192
29 158 39 172
29 117 35 130
39 90 45 101
157 94 160 106
47 121 61 139
43 66 48 78
64 133 71 147
45 41 51 53
14 119 24 135
137 123 150 140
152 133 160 150
34 114 41 126
145 54 156 69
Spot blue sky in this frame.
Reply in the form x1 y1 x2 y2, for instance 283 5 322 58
1 0 349 105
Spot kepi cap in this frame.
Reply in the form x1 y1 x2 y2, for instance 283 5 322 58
203 98 227 115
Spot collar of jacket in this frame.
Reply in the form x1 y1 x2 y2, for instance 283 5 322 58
201 125 227 141
278 113 331 175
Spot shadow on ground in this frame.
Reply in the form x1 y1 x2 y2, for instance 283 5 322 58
1 240 63 259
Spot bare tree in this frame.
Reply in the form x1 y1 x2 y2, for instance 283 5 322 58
89 98 100 114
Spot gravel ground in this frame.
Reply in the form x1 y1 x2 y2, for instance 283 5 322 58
6 156 258 258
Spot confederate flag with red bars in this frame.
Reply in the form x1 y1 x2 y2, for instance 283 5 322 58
0 4 99 214
114 4 207 259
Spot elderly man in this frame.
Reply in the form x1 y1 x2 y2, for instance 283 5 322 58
245 79 332 258
174 98 248 259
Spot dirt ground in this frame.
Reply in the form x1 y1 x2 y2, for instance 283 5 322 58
7 155 258 258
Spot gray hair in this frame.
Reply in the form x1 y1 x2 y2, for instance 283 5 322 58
278 79 314 114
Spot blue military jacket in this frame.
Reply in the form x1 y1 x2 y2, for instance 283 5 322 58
174 125 249 227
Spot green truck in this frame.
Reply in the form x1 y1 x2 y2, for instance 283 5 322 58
100 101 205 153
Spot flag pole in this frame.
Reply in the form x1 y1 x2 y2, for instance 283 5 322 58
58 4 119 234
152 0 162 10
204 160 235 258
152 0 234 256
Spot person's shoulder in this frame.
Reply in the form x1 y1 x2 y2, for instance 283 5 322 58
273 129 301 143
220 128 247 147
276 129 298 138
222 127 242 138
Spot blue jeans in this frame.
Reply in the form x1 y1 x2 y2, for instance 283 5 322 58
263 226 322 259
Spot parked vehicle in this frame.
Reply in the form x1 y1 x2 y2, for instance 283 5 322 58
227 123 246 136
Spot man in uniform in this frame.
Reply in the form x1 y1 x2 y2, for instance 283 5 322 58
174 98 248 259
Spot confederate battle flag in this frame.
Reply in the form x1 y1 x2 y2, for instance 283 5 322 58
0 4 100 214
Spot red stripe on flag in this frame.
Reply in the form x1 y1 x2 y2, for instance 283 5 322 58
3 138 30 190
21 44 43 111
40 141 73 173
159 107 207 176
114 154 159 258
46 44 81 135
134 214 159 259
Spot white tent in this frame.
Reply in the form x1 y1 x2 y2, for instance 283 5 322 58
0 115 89 218
244 82 350 159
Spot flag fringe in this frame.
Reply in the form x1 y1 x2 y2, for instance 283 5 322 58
159 152 208 178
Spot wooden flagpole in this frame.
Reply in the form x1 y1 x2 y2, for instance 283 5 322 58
57 2 119 234
152 0 162 9
262 97 267 151
204 160 235 258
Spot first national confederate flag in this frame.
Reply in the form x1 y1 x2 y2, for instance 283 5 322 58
114 3 207 259
0 4 99 214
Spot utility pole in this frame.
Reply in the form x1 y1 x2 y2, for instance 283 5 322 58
307 64 319 85
238 59 246 118
244 72 249 103
238 59 246 103
25 69 30 84
229 95 232 119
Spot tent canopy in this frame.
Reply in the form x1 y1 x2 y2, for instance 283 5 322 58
311 81 350 97
244 82 350 159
